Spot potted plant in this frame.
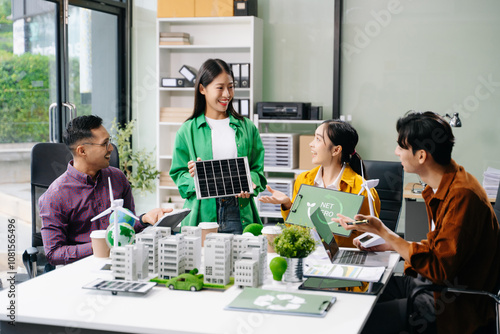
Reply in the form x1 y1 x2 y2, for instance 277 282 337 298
111 119 160 196
273 224 316 282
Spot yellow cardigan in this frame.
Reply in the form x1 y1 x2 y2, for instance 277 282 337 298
282 164 381 248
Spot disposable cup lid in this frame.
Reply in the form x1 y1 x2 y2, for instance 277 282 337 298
261 226 282 235
199 222 219 229
90 230 107 238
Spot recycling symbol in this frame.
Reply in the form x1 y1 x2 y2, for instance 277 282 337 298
253 294 306 311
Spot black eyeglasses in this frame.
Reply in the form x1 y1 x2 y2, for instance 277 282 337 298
81 140 113 150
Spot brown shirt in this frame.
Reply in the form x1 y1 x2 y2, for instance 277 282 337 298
404 160 500 333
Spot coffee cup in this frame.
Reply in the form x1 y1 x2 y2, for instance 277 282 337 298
90 230 110 258
261 225 282 253
199 222 219 246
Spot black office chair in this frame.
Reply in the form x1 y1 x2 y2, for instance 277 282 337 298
364 160 404 234
408 281 500 334
23 142 119 279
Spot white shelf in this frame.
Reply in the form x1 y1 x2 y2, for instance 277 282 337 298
156 16 263 208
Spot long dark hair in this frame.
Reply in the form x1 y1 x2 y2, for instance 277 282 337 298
188 58 243 121
322 119 366 177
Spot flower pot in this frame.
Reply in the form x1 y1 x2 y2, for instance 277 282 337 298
283 257 304 283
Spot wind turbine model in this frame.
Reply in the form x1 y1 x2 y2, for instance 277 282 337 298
354 161 385 248
91 177 139 247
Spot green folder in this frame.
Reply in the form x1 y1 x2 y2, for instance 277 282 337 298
285 184 364 237
225 288 335 317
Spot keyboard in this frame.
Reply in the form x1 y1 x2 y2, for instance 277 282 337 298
337 250 368 265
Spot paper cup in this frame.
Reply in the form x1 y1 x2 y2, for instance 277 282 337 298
199 222 219 246
261 225 282 253
90 230 110 258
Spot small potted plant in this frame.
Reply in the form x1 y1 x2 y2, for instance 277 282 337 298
273 224 316 282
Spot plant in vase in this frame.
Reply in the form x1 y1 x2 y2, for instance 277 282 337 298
273 224 316 282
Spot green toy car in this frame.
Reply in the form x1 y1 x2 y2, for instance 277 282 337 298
166 269 204 292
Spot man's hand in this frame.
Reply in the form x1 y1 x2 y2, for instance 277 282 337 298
188 157 202 177
141 208 173 225
258 185 293 210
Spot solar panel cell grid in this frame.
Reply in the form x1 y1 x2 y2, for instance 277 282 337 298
194 157 253 200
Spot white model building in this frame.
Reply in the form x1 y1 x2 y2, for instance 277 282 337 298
234 259 259 288
158 234 186 280
110 242 149 281
183 236 201 271
181 225 202 238
206 233 234 273
204 236 231 285
135 227 166 275
232 235 267 285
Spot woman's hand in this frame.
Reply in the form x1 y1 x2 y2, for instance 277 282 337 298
188 157 202 177
236 183 257 199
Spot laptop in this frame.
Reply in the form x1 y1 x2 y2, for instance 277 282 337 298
309 207 391 267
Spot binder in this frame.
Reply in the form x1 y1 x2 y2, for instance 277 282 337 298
240 99 249 117
240 63 250 88
225 288 335 317
179 65 197 83
231 63 240 88
232 99 240 114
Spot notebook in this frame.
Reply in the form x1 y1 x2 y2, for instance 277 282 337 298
285 184 364 238
309 207 391 267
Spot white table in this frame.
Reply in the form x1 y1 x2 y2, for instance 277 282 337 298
0 251 400 334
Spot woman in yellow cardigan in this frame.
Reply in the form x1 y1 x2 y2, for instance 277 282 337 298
259 119 380 247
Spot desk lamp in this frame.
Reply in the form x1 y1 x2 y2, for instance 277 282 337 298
443 113 462 127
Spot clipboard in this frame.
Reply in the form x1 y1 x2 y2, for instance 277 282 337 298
285 184 364 237
225 288 335 317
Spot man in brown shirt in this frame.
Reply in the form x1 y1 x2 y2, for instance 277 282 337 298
336 111 500 334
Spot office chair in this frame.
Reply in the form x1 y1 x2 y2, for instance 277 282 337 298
408 282 500 334
23 142 119 279
364 160 404 234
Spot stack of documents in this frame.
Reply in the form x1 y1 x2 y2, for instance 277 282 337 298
483 167 500 198
303 263 385 283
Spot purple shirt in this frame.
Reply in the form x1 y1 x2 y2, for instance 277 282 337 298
39 162 143 265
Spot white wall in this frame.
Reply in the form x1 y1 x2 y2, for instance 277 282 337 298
341 0 500 183
131 0 500 213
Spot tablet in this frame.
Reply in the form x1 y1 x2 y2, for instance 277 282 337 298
154 209 191 229
298 277 384 295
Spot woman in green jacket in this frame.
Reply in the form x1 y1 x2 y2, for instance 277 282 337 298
169 58 266 233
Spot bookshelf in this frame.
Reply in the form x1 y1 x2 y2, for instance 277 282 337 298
156 17 263 208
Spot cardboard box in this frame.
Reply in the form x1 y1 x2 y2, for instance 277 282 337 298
195 0 233 17
299 135 317 171
158 0 195 18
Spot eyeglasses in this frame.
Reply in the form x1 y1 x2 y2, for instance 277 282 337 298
81 140 113 151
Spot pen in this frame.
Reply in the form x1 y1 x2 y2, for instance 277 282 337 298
338 219 368 227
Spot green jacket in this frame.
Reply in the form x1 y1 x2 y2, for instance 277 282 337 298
169 114 266 229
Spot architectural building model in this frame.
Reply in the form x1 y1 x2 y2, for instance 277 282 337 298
158 234 187 280
111 242 149 281
109 225 268 289
135 227 171 275
204 235 231 285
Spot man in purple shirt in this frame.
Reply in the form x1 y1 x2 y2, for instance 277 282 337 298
39 115 170 265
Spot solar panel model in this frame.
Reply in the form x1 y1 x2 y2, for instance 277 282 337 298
194 157 253 200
